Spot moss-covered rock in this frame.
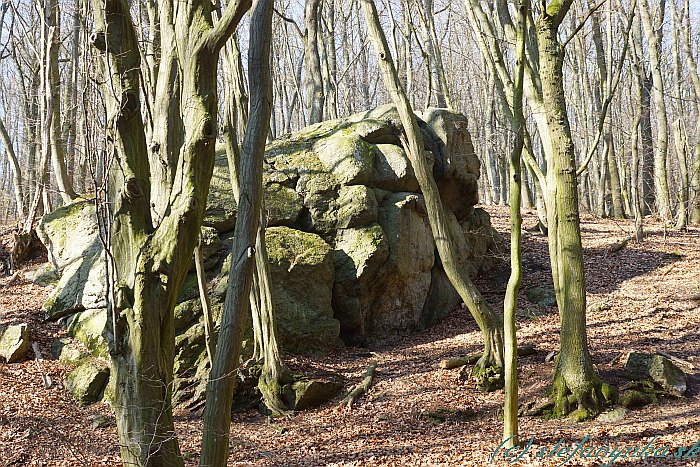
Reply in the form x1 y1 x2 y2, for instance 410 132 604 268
623 352 687 397
50 338 84 364
313 131 374 185
292 376 344 410
204 151 238 233
65 308 109 358
265 183 303 227
36 200 100 272
0 323 29 363
619 389 653 408
370 193 434 343
419 108 480 221
24 263 59 287
372 144 419 192
525 286 557 308
266 227 340 354
332 224 389 345
64 360 109 406
336 185 378 229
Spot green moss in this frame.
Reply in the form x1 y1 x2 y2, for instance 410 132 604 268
265 227 331 266
264 183 303 226
601 382 617 404
472 364 504 392
177 273 199 303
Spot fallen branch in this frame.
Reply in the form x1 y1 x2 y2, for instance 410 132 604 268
439 343 536 370
652 348 697 372
31 342 52 388
609 236 633 253
338 361 377 409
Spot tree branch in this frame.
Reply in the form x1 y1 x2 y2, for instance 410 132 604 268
562 0 607 49
205 0 252 52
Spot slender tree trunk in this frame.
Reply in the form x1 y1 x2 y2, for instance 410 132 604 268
0 117 24 218
47 0 77 205
537 3 613 419
361 0 505 391
673 120 689 230
221 26 287 415
201 1 273 464
639 0 672 220
503 0 527 447
304 0 324 124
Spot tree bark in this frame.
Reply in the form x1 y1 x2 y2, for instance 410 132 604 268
361 0 505 392
304 0 324 124
638 0 672 220
537 3 613 419
200 1 273 464
0 117 24 218
503 0 527 447
91 0 252 464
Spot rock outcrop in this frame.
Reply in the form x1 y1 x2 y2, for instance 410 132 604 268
34 105 502 406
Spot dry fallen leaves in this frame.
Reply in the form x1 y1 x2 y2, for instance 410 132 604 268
1 208 700 466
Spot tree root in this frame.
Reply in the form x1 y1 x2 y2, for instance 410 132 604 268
337 362 377 409
440 344 536 370
549 375 617 421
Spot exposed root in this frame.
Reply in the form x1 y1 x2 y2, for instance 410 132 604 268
549 375 617 421
338 361 377 409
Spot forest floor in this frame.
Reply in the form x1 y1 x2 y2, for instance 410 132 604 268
1 206 700 466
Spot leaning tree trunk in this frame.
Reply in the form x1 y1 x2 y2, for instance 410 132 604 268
537 4 614 420
361 0 505 391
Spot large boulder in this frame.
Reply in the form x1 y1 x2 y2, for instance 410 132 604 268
265 227 340 354
0 323 29 363
37 201 106 320
35 105 503 406
64 360 110 406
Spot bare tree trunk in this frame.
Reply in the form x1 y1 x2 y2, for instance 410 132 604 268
361 0 505 391
47 0 77 205
0 117 24 218
304 0 324 124
503 0 527 447
201 1 273 464
639 0 672 220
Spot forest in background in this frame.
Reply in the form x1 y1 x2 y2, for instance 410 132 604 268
0 0 698 226
0 0 699 465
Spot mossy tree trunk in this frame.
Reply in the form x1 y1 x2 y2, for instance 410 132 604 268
200 1 274 465
537 3 613 419
361 0 505 391
91 0 251 464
